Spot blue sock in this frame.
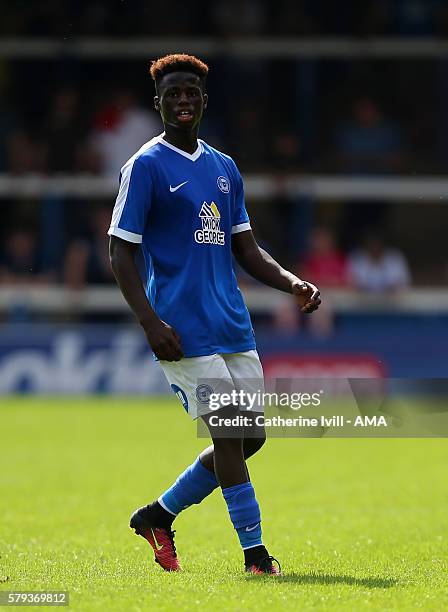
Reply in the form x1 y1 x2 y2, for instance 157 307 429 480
159 457 218 516
222 482 262 550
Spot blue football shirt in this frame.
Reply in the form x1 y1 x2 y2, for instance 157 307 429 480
108 133 256 357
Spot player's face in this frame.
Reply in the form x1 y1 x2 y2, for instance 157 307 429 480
154 72 207 132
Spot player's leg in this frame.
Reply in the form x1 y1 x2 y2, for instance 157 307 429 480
224 349 267 482
198 430 265 472
129 355 228 571
130 422 265 572
201 408 279 575
221 350 279 574
145 351 265 516
156 350 266 503
201 405 247 485
130 352 277 573
151 416 265 521
129 453 218 572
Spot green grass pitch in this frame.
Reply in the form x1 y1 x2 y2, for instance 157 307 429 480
1 397 447 611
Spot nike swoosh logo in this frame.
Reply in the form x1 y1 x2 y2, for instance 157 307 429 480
150 527 163 551
170 181 189 192
245 523 260 532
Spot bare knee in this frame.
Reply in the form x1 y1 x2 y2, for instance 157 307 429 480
213 437 244 457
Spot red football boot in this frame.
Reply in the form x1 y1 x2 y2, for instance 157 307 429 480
130 506 180 572
246 555 281 575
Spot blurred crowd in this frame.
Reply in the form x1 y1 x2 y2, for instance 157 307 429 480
0 209 410 294
1 87 162 176
1 0 448 175
0 206 414 331
0 0 445 322
2 0 448 37
0 81 442 175
0 57 433 307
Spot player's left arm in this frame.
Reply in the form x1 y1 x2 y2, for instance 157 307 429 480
232 230 321 313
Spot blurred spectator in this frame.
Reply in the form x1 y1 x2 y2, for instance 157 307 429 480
298 227 349 337
272 299 301 333
231 102 269 168
335 97 404 174
90 90 161 176
349 235 411 293
269 131 304 173
63 205 114 288
7 131 46 174
41 88 86 173
0 229 54 284
299 226 349 287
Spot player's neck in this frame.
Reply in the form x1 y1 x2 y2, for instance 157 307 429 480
163 125 199 155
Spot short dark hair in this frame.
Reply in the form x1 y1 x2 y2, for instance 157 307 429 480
149 54 209 89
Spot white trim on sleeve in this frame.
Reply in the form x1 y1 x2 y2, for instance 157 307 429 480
231 222 251 234
109 136 159 233
108 226 142 244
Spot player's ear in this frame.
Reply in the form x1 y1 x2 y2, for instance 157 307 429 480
203 93 208 110
154 95 160 111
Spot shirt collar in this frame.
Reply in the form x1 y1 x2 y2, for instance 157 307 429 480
158 132 203 161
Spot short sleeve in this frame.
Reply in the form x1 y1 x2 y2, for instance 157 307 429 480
108 157 152 243
231 163 251 235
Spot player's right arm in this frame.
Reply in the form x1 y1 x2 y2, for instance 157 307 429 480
108 155 183 361
109 237 183 361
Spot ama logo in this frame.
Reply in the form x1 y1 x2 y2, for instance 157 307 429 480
194 201 225 245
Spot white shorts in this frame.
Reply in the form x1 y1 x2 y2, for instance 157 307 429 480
159 350 265 420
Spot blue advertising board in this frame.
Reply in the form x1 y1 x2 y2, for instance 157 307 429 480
0 315 447 393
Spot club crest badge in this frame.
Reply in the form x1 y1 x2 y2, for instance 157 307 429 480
217 176 230 193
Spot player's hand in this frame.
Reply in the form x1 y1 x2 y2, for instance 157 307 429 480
291 279 321 314
142 318 184 361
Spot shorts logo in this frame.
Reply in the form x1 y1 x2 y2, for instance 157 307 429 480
194 201 225 246
196 383 214 404
217 176 230 193
171 384 189 412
